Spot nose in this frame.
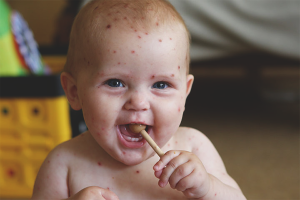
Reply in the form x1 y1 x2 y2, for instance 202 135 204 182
123 91 150 111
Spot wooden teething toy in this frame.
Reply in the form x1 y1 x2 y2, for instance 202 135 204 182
129 124 164 157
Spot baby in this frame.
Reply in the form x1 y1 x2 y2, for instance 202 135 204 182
32 0 246 199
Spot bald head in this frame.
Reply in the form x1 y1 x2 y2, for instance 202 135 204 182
64 0 190 77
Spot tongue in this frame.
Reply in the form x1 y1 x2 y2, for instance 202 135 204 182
119 125 142 138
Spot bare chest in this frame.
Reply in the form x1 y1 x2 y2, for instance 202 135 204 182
68 164 187 200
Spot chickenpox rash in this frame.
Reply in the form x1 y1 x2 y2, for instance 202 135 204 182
123 17 127 20
151 75 155 79
178 107 181 112
113 50 116 53
159 39 162 42
98 162 102 166
170 38 172 40
7 168 15 177
131 50 135 54
156 22 159 26
145 32 148 35
138 36 141 39
106 24 111 29
122 151 126 155
118 62 121 65
171 74 174 77
178 65 181 70
136 170 140 174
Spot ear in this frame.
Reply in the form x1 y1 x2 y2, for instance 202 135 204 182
185 74 194 97
60 72 82 110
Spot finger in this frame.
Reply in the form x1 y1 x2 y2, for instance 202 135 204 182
169 161 194 189
100 188 119 200
158 152 190 187
153 150 181 171
154 169 163 178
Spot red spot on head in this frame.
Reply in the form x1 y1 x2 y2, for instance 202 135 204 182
178 65 180 70
122 151 126 155
98 162 102 166
136 170 140 174
123 17 127 20
178 107 181 112
175 141 178 144
118 62 121 65
113 50 116 53
107 187 110 190
106 24 111 29
171 74 174 77
215 193 217 196
159 39 162 42
151 75 155 79
101 127 105 130
114 18 118 21
170 38 172 40
156 22 159 26
138 36 141 39
134 30 137 32
124 4 128 8
7 169 15 177
94 6 98 10
131 51 135 54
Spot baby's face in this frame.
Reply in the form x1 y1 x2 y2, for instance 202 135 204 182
75 26 193 165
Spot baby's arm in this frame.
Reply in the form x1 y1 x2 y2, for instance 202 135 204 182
153 128 246 200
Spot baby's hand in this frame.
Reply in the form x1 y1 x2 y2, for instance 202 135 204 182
66 186 119 200
153 150 211 199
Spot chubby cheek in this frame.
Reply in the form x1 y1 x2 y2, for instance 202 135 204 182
81 91 120 135
153 96 185 145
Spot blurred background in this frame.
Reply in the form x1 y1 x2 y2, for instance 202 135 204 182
0 0 299 199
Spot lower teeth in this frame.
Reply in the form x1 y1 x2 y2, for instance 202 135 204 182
123 135 143 142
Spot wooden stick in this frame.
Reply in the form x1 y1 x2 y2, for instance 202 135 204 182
140 129 164 157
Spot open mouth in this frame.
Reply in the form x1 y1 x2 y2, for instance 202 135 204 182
117 124 149 148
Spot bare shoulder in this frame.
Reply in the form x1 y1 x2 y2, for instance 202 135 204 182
175 127 241 190
31 132 93 199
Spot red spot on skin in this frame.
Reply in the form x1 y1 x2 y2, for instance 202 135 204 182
171 74 174 77
107 13 111 16
107 187 110 190
178 107 181 112
134 30 137 32
167 144 170 147
156 22 159 26
145 32 148 35
114 18 118 21
94 6 98 10
57 154 60 157
123 151 126 155
159 39 162 42
98 162 102 166
107 24 111 29
88 61 90 65
170 38 172 40
118 62 121 65
131 51 135 54
47 160 50 164
151 75 155 79
215 193 217 196
101 127 105 130
138 36 141 39
178 65 180 70
7 168 15 177
124 4 128 8
123 17 127 20
113 50 116 53
175 141 178 144
136 170 140 174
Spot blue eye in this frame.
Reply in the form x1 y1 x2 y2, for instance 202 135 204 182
152 82 169 89
106 79 124 87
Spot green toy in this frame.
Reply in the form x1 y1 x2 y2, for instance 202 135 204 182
0 0 47 76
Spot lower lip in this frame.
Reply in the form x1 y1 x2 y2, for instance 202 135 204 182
117 126 146 149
